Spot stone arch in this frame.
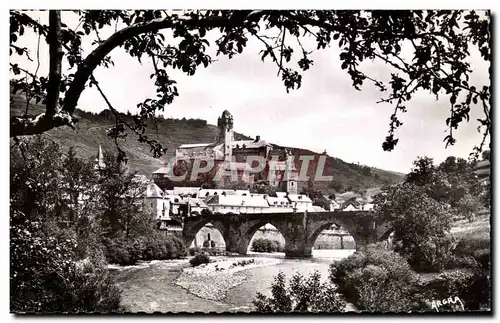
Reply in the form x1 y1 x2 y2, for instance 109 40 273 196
306 220 357 252
183 218 227 249
242 220 287 254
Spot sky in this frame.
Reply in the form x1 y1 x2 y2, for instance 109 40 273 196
10 10 491 174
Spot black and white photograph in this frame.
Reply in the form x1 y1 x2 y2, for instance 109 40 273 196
8 6 492 315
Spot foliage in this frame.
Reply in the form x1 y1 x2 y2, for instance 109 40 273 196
10 209 122 313
405 156 484 209
420 268 490 311
104 231 186 265
314 236 356 250
189 253 210 267
97 152 142 239
374 183 454 272
9 136 185 312
455 193 482 222
202 240 216 248
10 10 491 158
453 234 490 259
253 271 345 313
250 238 284 253
329 246 423 312
188 247 202 256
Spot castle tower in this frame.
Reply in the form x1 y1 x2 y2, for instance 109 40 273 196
217 110 234 162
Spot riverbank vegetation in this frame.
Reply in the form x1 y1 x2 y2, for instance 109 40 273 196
251 238 284 253
256 155 490 312
10 136 186 312
253 271 346 313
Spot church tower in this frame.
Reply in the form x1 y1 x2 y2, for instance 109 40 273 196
217 110 234 162
283 149 298 194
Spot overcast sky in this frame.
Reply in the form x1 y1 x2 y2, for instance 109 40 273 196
11 10 491 173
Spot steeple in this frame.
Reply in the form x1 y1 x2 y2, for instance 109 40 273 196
217 110 234 162
284 149 298 194
94 145 106 171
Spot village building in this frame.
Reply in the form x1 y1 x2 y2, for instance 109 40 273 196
141 182 170 221
205 193 270 214
287 194 315 212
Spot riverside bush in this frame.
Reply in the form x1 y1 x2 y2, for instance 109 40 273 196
330 246 424 312
105 236 186 265
253 271 345 313
10 213 122 313
404 235 457 273
189 254 210 267
251 238 284 253
188 247 202 256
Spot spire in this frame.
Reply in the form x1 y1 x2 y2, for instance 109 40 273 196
94 145 106 170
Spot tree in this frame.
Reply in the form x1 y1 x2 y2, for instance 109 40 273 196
10 137 121 313
97 151 142 239
60 147 100 226
373 183 454 271
455 193 482 222
253 271 345 313
10 10 491 159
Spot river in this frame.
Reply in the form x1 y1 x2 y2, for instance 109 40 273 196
110 249 356 313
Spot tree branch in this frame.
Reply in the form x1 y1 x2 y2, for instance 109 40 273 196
62 11 267 118
45 10 63 116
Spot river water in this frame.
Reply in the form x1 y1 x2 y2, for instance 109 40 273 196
111 249 356 313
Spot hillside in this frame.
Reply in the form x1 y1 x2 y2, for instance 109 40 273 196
10 92 404 191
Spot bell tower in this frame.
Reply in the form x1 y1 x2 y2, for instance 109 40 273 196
283 149 298 194
217 110 234 162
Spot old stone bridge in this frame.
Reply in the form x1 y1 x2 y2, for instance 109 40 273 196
176 211 392 258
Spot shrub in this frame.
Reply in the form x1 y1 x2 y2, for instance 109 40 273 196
330 246 424 312
251 238 284 253
189 254 210 267
10 215 122 313
188 247 202 256
103 239 142 266
454 235 490 258
253 271 345 313
105 235 186 265
406 235 457 272
472 249 490 270
443 255 480 270
202 240 216 248
420 268 491 311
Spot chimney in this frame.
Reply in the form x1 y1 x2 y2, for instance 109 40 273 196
255 135 261 142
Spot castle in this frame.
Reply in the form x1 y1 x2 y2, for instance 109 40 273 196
153 110 299 193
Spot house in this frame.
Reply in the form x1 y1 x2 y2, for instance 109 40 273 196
287 194 315 212
141 182 171 221
475 159 490 186
205 193 269 214
340 197 375 211
341 198 361 211
173 186 201 197
266 195 295 213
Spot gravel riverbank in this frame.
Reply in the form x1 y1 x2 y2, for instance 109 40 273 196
174 257 283 302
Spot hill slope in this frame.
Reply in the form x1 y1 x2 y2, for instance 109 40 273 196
10 92 404 191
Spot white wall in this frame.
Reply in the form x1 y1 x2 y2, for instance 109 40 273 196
143 197 171 220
